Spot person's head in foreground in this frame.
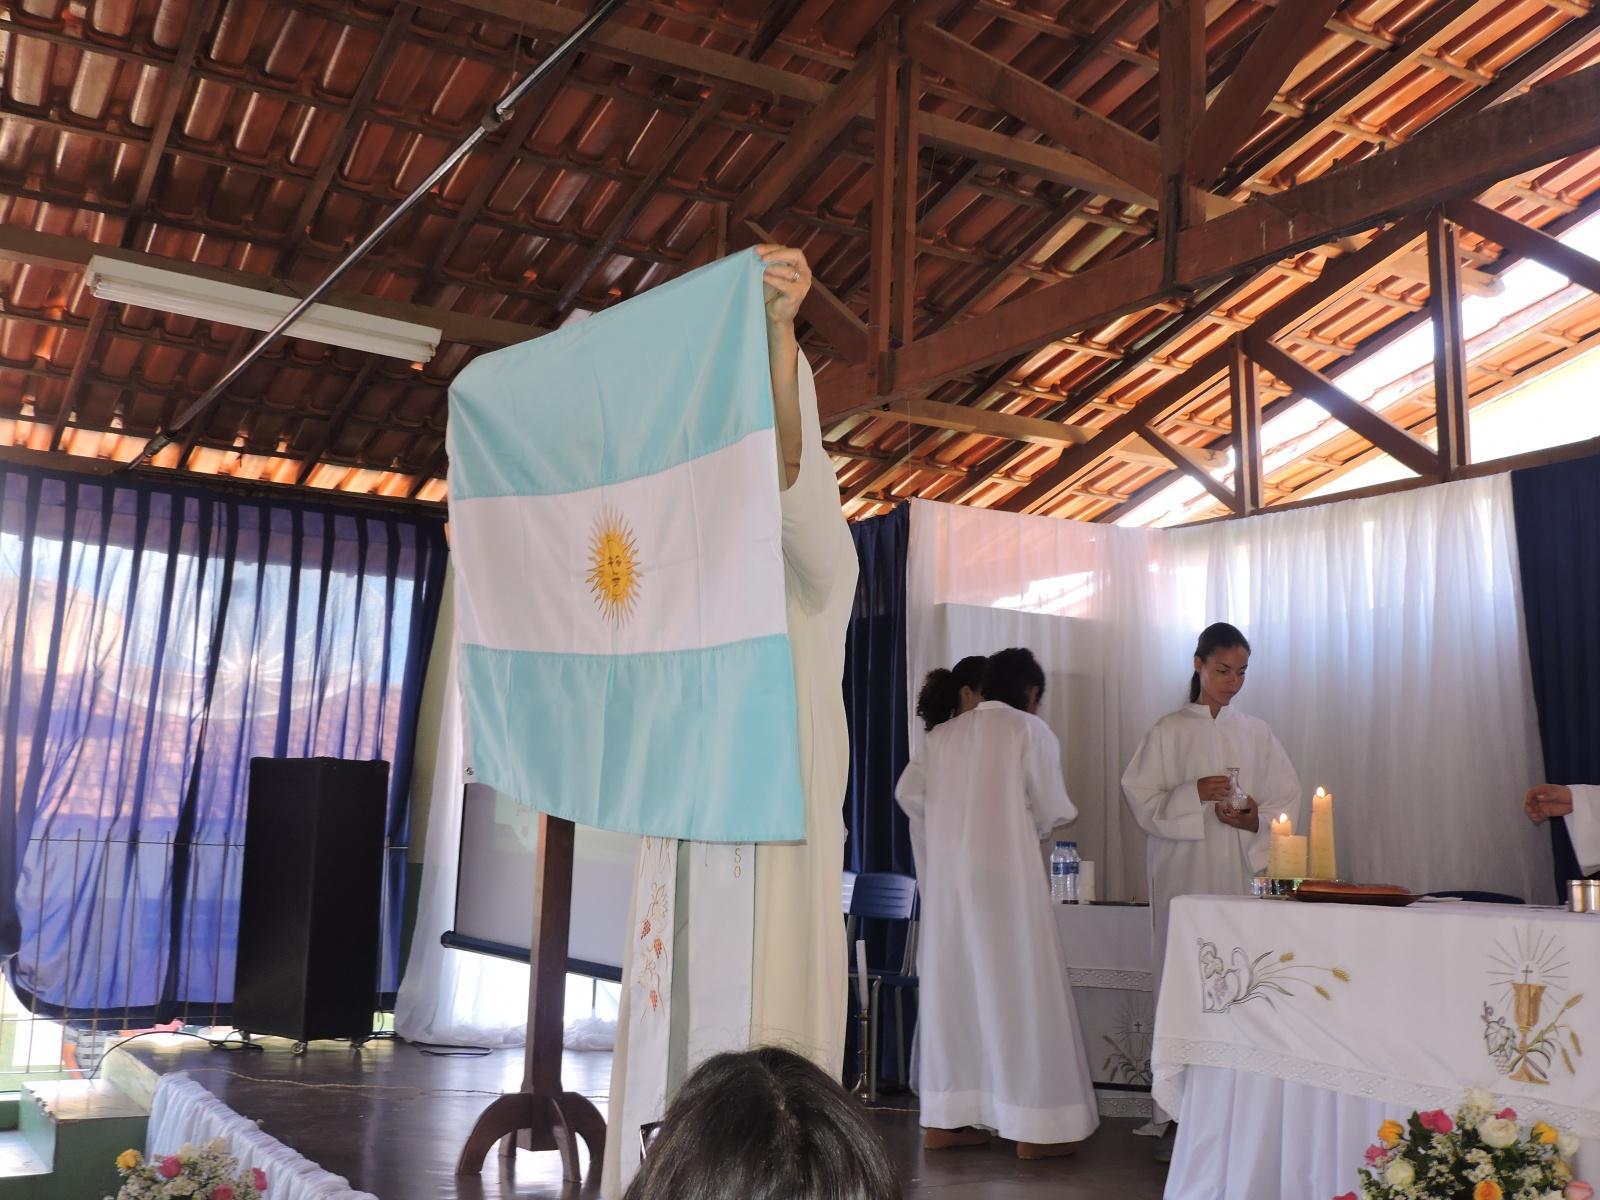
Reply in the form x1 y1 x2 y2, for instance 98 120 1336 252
915 654 989 731
1190 621 1251 709
981 647 1046 715
623 1046 902 1200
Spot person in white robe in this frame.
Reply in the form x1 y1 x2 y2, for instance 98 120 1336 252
1121 622 1302 996
602 247 858 1199
898 656 987 1092
1525 783 1600 875
897 647 1099 1157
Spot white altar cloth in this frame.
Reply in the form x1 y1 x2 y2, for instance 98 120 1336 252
1154 896 1600 1199
146 1072 377 1200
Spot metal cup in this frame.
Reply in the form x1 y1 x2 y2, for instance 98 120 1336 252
1569 879 1600 913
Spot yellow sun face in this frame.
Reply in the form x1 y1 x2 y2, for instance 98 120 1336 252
587 508 641 624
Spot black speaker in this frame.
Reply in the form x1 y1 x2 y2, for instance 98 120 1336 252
234 757 390 1044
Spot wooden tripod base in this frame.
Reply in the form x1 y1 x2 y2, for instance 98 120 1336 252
456 1090 607 1181
456 815 608 1184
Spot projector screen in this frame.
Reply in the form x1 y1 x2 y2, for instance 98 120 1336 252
446 783 637 979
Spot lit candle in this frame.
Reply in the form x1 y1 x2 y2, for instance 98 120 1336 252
1267 813 1306 878
1308 787 1338 880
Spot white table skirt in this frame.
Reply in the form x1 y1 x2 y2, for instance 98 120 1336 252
1055 903 1155 1117
147 1072 377 1200
1166 1066 1600 1200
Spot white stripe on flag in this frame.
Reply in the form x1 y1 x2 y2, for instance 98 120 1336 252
452 429 786 656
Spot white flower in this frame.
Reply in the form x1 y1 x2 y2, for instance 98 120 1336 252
1558 1130 1582 1159
1481 1117 1521 1148
1467 1088 1496 1111
1385 1158 1417 1188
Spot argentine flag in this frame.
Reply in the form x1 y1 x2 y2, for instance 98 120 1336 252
446 251 803 843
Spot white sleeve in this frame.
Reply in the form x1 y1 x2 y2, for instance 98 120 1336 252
1246 730 1302 874
1121 724 1206 842
1569 784 1600 876
895 749 926 823
779 353 853 616
1025 721 1077 838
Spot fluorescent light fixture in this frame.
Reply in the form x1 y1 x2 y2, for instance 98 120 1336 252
85 256 443 363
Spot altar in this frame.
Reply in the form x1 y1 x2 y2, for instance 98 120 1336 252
1153 895 1600 1199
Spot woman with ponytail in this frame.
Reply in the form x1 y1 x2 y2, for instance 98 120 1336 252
1120 624 1301 1012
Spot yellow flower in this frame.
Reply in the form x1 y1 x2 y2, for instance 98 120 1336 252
1533 1121 1559 1144
1378 1119 1404 1146
1473 1180 1503 1200
116 1149 143 1171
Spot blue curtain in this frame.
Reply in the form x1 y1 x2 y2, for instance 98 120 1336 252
1511 454 1600 900
842 505 912 877
0 464 447 1023
841 505 915 1086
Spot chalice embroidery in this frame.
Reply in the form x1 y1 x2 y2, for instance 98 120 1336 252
1484 929 1584 1085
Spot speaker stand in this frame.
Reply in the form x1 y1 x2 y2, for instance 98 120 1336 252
457 815 606 1182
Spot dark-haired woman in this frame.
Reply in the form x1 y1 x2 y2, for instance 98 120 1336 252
624 1046 901 1200
904 654 989 876
1121 623 1301 995
897 648 1098 1157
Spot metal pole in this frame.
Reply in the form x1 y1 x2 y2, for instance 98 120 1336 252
126 0 630 469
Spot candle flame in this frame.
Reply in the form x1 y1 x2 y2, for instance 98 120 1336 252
1273 813 1290 827
1315 786 1326 798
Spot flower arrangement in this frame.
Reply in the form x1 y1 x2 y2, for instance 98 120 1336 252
1334 1090 1590 1200
107 1140 269 1200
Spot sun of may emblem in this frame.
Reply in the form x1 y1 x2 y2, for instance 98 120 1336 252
587 507 642 624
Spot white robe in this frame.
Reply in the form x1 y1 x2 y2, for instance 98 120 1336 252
1567 784 1600 875
1120 702 1302 995
602 353 856 1198
896 702 1100 1145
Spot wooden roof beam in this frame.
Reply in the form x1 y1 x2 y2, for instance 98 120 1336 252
1246 340 1438 479
816 60 1600 423
1445 199 1600 296
1186 0 1346 189
907 23 1164 205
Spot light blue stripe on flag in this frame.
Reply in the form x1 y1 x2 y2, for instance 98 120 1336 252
459 637 804 843
448 250 775 500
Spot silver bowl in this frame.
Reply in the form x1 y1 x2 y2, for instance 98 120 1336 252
1251 876 1300 899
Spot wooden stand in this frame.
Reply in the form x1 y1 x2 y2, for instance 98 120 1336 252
457 815 607 1182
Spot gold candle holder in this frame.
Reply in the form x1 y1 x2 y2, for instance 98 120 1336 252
1508 980 1549 1085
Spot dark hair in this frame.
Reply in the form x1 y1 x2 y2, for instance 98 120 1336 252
623 1046 901 1200
980 647 1045 712
914 655 988 731
1190 622 1251 702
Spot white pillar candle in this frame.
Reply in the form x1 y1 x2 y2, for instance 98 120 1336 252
1267 814 1306 878
1308 787 1338 880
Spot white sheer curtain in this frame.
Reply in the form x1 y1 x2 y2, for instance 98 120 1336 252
905 475 1550 903
394 574 529 1047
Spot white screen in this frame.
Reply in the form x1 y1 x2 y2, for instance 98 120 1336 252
452 783 637 974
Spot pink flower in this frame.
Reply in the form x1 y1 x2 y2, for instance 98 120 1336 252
212 1187 234 1200
1566 1182 1594 1200
1335 1193 1359 1200
252 1168 268 1192
1419 1109 1455 1135
1497 1107 1518 1121
159 1156 183 1180
1364 1144 1388 1166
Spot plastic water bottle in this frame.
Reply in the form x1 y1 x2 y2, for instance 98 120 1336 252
1050 841 1081 904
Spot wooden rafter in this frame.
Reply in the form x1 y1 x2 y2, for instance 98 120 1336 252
1445 198 1600 295
1228 335 1263 515
1186 0 1345 189
817 59 1600 422
994 215 1428 514
294 360 384 486
1141 425 1237 510
1246 339 1438 478
1426 210 1471 478
48 305 111 452
123 0 221 230
1158 0 1205 243
907 23 1163 204
277 4 416 276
